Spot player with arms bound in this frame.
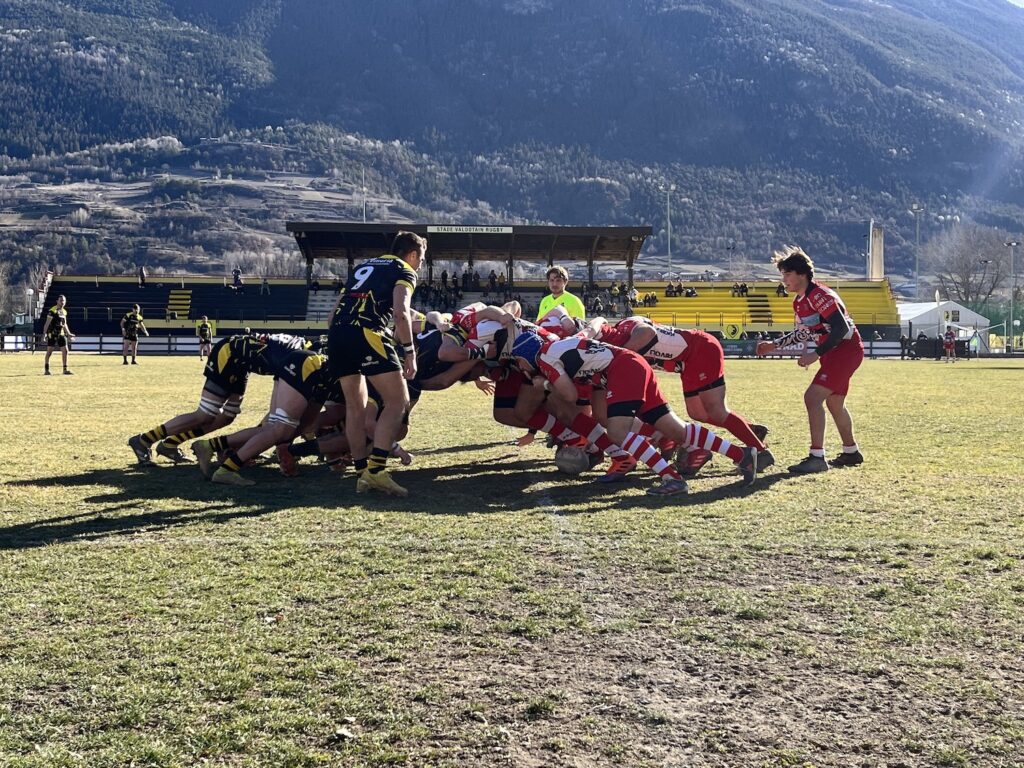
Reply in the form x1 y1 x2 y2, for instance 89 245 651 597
757 246 864 473
328 230 423 496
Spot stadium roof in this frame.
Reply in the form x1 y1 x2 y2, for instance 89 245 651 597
286 222 651 267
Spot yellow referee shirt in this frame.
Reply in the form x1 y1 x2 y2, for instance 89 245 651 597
537 291 586 321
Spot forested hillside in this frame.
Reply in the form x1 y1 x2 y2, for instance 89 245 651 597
1 0 1023 293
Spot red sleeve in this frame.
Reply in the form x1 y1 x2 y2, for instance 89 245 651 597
809 290 838 316
538 358 563 383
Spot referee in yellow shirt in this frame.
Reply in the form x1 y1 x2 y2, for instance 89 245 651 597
536 266 586 321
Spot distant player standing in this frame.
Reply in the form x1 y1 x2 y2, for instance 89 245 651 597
120 304 149 365
197 316 213 359
943 326 957 363
536 266 586 322
757 246 864 473
41 294 75 375
328 231 423 496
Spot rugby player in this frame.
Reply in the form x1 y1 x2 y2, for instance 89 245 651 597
511 331 758 495
120 304 149 365
197 316 213 359
195 348 342 486
757 246 864 472
328 231 423 497
41 294 75 375
587 315 772 475
127 333 307 466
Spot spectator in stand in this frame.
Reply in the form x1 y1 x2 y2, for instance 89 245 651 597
441 269 448 289
488 269 498 293
665 282 676 297
732 282 740 297
472 271 481 291
138 265 147 288
776 282 788 297
232 267 243 288
498 272 507 293
260 277 271 295
899 333 909 360
310 278 320 294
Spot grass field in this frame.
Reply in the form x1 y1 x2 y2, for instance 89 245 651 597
1 352 1023 767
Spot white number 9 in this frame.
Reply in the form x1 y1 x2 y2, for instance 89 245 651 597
350 265 374 290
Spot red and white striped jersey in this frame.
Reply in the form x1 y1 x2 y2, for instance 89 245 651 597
537 337 619 385
595 316 689 363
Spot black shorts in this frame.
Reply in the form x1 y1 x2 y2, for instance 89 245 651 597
274 350 332 404
329 324 402 378
123 334 138 342
199 336 212 345
46 335 67 349
203 338 249 397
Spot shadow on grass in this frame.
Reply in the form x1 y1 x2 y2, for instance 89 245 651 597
2 457 797 549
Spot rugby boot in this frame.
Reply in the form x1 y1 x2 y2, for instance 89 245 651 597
678 448 712 477
361 470 409 497
355 470 371 493
755 448 776 472
127 434 155 466
596 455 637 484
646 477 688 496
830 450 864 468
788 455 829 474
192 439 216 479
737 446 758 486
276 444 299 477
211 467 255 487
156 441 193 464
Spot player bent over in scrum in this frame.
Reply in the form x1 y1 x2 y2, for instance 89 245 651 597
127 333 306 466
511 331 758 496
588 315 772 476
199 349 340 486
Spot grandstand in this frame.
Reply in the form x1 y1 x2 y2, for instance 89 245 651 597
29 223 901 353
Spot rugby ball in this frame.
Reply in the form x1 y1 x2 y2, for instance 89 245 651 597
554 445 590 476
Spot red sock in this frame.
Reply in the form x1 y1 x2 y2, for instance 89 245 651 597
622 432 680 479
717 412 766 450
683 423 743 463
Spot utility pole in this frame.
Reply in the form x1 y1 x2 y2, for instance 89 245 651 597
1007 239 1020 352
361 167 367 223
661 183 675 274
910 202 925 299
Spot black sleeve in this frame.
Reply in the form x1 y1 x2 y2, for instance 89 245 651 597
815 309 851 356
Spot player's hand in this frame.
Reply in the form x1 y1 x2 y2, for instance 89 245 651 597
474 377 496 395
755 341 774 357
797 351 818 368
403 356 417 380
516 432 536 447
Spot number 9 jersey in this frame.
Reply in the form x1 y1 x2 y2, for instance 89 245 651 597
331 255 418 332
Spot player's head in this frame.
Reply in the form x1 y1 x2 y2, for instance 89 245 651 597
56 294 66 307
546 266 569 295
773 246 814 280
511 331 543 373
244 326 252 335
201 315 208 322
391 231 427 271
132 303 140 312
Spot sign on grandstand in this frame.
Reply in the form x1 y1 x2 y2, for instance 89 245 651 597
426 226 514 234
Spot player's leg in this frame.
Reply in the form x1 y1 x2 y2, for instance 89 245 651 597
130 383 229 466
212 382 306 485
788 383 831 473
122 338 130 364
363 369 410 489
339 374 371 487
652 409 756 485
44 344 53 373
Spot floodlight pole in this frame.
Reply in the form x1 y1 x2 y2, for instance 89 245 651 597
361 167 367 223
911 202 925 299
1007 240 1020 353
661 183 675 275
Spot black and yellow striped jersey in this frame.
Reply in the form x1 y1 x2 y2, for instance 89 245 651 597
46 306 68 335
122 311 144 335
331 255 417 332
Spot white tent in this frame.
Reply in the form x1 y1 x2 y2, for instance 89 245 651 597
897 300 989 337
